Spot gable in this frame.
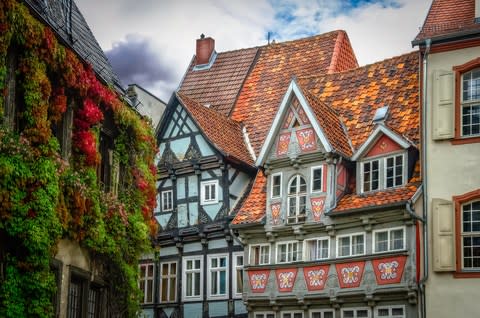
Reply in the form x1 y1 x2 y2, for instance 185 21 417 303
158 103 215 164
364 134 403 158
257 80 334 166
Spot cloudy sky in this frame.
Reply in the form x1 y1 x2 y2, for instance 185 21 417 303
76 0 431 102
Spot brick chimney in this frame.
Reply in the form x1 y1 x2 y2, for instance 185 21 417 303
196 34 215 65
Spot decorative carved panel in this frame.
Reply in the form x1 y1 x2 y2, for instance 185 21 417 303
247 270 270 293
275 268 298 292
371 256 407 285
335 261 365 288
303 265 329 291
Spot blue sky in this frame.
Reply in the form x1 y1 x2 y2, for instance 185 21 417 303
76 0 431 102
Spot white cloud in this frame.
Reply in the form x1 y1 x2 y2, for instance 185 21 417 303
76 0 431 101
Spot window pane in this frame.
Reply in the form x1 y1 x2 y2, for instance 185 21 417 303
357 310 368 318
299 177 307 192
377 308 389 316
353 235 364 255
339 237 350 256
211 272 218 294
313 168 322 191
375 231 388 252
194 272 200 295
343 310 354 318
169 277 176 301
161 278 168 301
392 307 404 315
324 312 333 318
219 270 226 294
391 229 404 250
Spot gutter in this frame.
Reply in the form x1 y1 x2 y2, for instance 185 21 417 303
412 28 480 47
419 38 431 318
325 201 406 217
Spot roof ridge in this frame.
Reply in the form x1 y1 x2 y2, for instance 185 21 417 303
298 51 418 80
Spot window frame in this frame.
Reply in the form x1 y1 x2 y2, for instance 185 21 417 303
304 237 330 261
374 305 405 318
287 175 307 224
309 309 335 318
207 253 229 299
341 307 371 318
336 232 366 258
161 190 173 212
281 311 304 318
276 241 301 264
182 256 203 301
138 262 155 304
453 189 480 277
460 67 480 138
361 158 380 193
384 153 405 189
372 226 406 254
249 244 271 265
200 180 219 205
254 312 276 318
311 165 324 193
271 172 283 198
453 57 480 145
232 252 244 298
159 261 177 303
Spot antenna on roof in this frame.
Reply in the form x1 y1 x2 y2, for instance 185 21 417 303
267 32 271 45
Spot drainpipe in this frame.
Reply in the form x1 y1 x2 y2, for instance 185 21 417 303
420 38 431 318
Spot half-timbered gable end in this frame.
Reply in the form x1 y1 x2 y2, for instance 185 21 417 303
156 92 255 231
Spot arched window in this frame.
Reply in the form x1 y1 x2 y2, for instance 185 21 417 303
287 175 307 224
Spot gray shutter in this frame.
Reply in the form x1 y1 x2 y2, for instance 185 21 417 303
432 198 455 271
432 70 454 140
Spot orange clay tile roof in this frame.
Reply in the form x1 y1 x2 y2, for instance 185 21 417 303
299 85 353 157
231 30 358 156
232 170 266 225
179 47 259 116
333 182 421 213
414 0 480 42
176 92 254 166
299 51 420 151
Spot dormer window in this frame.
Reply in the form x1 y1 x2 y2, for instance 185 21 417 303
287 175 307 224
360 153 405 193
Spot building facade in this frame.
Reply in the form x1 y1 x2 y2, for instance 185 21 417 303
1 1 157 317
232 53 422 318
412 0 480 317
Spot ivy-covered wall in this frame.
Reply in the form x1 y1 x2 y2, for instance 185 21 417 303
0 1 157 316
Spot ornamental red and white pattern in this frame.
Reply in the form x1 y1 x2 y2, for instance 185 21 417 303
282 109 295 129
310 197 326 222
271 203 281 225
277 132 291 156
372 256 407 285
335 261 365 288
275 268 298 292
303 265 329 291
296 128 317 152
247 270 270 293
297 106 310 125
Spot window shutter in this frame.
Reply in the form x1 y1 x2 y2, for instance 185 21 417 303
432 198 455 271
432 70 454 140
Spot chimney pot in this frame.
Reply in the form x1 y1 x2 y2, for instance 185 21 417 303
196 35 215 66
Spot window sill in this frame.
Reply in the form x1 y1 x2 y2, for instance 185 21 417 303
453 271 480 278
201 201 219 206
450 136 480 145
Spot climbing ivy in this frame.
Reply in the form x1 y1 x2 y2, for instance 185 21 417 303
0 1 157 316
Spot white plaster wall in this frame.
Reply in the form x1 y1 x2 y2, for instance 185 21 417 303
425 46 480 318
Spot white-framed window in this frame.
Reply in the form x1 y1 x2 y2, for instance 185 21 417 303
337 233 365 257
161 190 173 211
311 166 323 192
361 159 379 192
341 308 371 318
287 175 307 224
232 252 244 298
250 244 270 265
310 309 335 318
139 263 154 304
304 237 330 261
461 68 480 137
385 154 404 188
461 200 480 269
201 180 219 205
255 312 276 318
375 305 405 318
159 262 177 303
207 254 228 298
281 311 304 318
271 172 282 198
276 241 301 263
373 227 406 253
183 256 202 300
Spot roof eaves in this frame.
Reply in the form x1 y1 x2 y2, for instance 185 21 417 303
326 201 407 217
